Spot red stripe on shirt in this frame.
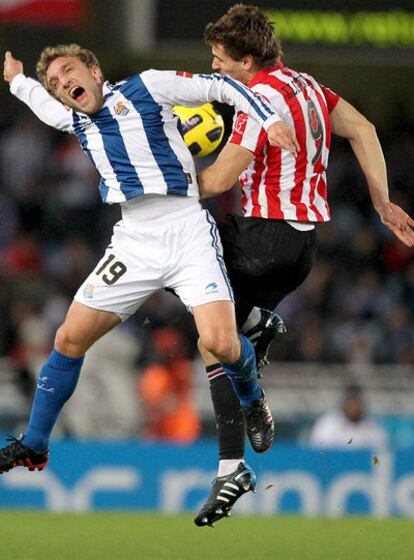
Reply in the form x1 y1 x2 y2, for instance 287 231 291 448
264 143 283 219
250 147 266 218
273 70 310 221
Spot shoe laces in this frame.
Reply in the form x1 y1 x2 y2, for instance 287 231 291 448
5 434 23 444
1 435 24 459
247 399 272 424
246 400 265 420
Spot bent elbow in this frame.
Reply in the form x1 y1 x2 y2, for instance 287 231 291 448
351 117 377 142
201 176 235 195
365 119 376 135
359 117 376 135
215 177 236 193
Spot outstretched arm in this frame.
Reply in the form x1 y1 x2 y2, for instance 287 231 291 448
4 51 74 132
141 69 299 155
331 98 414 247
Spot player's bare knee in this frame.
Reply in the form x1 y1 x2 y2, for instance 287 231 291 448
199 330 239 364
54 324 87 357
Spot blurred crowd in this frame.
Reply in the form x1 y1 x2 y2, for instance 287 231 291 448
0 102 413 440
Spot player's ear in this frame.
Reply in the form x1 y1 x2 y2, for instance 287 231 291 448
91 64 103 83
242 55 255 71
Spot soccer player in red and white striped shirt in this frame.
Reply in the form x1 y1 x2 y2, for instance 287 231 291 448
195 4 414 527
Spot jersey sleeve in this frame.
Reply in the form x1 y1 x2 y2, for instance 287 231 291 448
230 111 268 154
10 74 74 132
319 83 340 113
140 69 282 130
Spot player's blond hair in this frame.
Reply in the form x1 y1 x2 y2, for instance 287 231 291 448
36 43 102 94
204 4 283 68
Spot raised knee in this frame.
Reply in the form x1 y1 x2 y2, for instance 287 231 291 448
54 323 85 357
200 330 239 364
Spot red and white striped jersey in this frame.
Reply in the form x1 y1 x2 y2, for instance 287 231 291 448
230 64 340 222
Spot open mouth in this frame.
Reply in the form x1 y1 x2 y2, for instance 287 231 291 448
70 86 85 100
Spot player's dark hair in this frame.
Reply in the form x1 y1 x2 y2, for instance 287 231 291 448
36 44 102 95
204 4 283 68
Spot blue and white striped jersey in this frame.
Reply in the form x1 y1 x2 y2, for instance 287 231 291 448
11 69 280 204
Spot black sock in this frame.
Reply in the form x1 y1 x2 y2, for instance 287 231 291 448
206 364 245 460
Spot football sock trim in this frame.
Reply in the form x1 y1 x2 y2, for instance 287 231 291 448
218 459 243 477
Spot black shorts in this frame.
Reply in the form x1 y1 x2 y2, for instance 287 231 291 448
218 214 317 310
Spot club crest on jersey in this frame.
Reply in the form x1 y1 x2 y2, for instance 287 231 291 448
83 284 95 299
114 101 130 116
234 112 248 135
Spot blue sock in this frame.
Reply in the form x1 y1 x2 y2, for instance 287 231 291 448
222 335 263 407
24 349 84 451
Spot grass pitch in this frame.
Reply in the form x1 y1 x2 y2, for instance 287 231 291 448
0 512 413 560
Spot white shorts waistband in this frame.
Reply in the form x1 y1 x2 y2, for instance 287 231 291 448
120 195 200 230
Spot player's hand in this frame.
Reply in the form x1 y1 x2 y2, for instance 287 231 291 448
267 121 300 156
3 51 24 83
377 202 414 247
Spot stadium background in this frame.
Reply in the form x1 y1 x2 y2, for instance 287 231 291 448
0 0 414 531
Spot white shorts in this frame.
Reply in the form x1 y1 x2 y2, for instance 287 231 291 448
74 200 233 321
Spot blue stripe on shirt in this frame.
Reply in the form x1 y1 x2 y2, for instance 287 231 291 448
198 73 274 121
120 74 189 196
90 107 144 200
72 113 109 202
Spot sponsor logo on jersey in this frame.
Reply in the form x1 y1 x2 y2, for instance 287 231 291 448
176 71 193 78
76 114 92 131
83 284 95 299
114 101 130 116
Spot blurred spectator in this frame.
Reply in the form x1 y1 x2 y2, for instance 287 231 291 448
137 327 201 444
3 232 43 277
386 303 414 364
45 234 97 296
0 116 51 198
0 188 19 252
8 299 50 376
59 326 142 438
309 384 388 449
51 134 98 209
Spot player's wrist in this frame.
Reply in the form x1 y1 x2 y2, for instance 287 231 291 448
374 200 391 213
9 72 26 93
262 113 282 130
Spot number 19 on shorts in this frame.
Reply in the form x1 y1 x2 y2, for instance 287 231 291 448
95 253 127 285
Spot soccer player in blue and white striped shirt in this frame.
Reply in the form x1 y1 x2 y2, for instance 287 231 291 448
0 45 298 476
